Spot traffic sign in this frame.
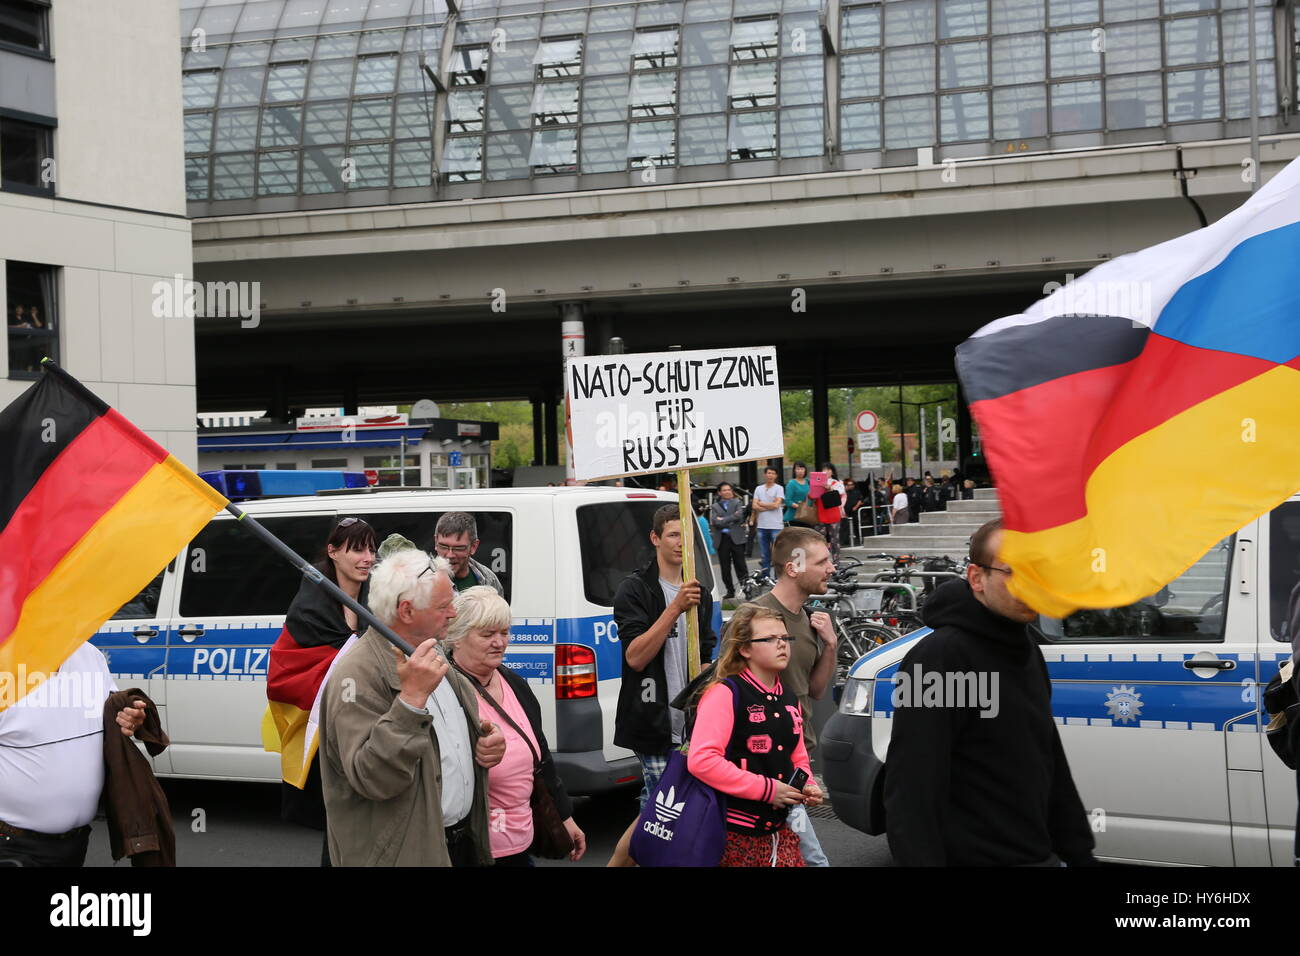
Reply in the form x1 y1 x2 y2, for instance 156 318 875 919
449 451 463 466
363 469 379 486
855 409 878 432
859 451 882 468
856 431 880 451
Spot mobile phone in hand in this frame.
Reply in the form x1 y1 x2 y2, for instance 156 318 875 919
788 768 809 791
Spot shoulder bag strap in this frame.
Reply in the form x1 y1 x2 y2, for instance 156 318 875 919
452 663 541 768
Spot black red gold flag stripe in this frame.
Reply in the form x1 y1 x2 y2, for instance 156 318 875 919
0 361 227 709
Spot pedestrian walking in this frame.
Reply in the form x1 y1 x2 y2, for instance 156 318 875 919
686 603 823 867
891 483 909 527
843 477 862 548
883 519 1097 866
319 549 506 866
816 462 846 560
752 525 837 866
751 466 785 579
784 461 810 525
709 481 748 599
613 505 717 808
446 586 586 866
266 516 376 864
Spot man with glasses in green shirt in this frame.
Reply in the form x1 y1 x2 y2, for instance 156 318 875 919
433 512 504 596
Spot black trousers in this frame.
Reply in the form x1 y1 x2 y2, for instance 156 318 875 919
717 534 747 594
446 819 479 867
0 825 91 867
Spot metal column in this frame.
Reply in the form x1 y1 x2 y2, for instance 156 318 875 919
812 354 830 469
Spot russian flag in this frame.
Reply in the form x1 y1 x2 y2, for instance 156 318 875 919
957 158 1300 618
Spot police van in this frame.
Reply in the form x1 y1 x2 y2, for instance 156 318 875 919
823 494 1300 866
88 487 722 795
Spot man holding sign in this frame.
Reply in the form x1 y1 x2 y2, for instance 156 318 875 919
613 505 718 806
567 345 779 815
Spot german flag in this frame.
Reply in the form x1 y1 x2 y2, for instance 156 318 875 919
0 361 227 710
263 576 367 788
957 158 1300 618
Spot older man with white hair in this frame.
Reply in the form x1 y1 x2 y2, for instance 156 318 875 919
319 549 507 866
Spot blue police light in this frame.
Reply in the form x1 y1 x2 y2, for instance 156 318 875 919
199 470 368 501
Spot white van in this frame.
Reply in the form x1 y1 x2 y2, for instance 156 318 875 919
88 486 723 794
823 494 1300 866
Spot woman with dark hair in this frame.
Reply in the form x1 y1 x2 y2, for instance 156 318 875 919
784 461 810 525
815 462 846 559
265 516 377 863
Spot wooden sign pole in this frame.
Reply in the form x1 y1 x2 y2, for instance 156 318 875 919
676 468 701 680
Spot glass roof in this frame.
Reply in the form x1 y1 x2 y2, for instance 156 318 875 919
179 0 1285 211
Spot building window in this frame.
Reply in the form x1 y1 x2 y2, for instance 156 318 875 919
6 260 57 379
451 45 490 86
535 36 583 79
0 0 49 55
0 114 54 194
633 28 680 70
311 458 349 468
363 453 420 486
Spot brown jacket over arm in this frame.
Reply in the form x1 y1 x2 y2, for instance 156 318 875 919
102 688 175 867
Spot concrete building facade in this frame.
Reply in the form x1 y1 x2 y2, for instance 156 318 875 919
1 0 198 466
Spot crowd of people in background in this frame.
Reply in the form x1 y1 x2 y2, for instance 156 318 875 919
702 463 979 594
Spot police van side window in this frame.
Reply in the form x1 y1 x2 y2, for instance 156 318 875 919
353 511 513 601
179 516 334 617
577 501 714 606
111 569 166 620
1269 502 1300 642
1035 536 1233 643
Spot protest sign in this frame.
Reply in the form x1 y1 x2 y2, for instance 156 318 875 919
566 347 783 482
565 346 784 678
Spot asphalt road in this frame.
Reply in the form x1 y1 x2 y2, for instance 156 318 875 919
85 777 893 867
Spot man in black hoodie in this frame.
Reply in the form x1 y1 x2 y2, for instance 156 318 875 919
884 518 1096 866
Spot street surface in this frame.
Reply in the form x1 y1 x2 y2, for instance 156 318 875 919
86 778 893 867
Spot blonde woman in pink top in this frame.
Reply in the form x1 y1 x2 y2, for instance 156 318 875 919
446 586 587 866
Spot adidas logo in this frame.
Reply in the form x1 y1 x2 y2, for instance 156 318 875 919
641 819 674 842
654 786 686 823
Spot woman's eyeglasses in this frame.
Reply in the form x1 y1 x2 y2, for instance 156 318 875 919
748 635 797 645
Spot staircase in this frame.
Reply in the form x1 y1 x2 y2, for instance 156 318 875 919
843 488 1229 611
845 488 1000 564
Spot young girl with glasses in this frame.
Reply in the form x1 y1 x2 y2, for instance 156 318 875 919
686 603 823 866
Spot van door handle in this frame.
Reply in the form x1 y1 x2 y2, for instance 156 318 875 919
178 627 205 642
1184 659 1235 671
133 627 158 642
